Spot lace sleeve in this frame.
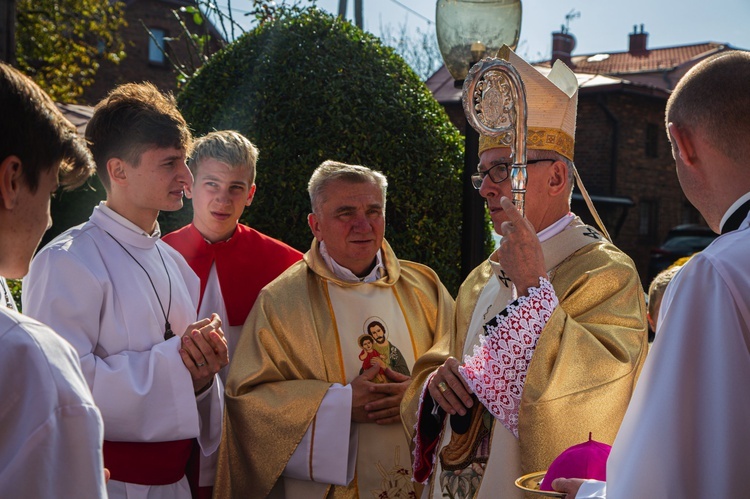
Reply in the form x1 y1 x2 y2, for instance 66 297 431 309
458 277 558 437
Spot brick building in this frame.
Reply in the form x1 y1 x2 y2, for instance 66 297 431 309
426 26 743 284
82 0 225 105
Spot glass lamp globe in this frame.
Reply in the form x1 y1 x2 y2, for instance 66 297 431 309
436 0 522 81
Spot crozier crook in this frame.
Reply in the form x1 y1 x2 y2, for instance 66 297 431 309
462 58 528 216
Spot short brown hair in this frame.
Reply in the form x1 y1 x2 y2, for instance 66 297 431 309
666 51 750 164
0 63 94 192
85 82 192 189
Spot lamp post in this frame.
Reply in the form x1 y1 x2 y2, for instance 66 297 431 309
0 0 17 64
435 0 522 278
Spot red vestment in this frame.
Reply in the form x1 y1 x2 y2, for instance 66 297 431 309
163 223 302 327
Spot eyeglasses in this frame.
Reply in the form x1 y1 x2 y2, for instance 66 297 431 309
471 159 556 189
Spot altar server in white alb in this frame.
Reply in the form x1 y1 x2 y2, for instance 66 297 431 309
552 51 750 499
23 82 228 499
0 62 106 497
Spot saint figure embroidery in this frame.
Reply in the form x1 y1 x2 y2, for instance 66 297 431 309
358 334 388 383
364 318 411 377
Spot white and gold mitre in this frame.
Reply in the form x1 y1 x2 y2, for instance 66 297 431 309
478 45 579 161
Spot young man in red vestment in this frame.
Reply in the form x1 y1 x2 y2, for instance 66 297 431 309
163 130 301 497
163 130 302 362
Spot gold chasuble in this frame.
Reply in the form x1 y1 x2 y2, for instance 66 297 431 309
215 239 455 498
402 218 648 498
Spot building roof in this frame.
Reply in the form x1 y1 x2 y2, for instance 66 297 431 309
536 42 730 75
425 61 667 108
56 103 94 135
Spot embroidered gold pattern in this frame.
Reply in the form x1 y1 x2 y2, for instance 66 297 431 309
478 127 575 160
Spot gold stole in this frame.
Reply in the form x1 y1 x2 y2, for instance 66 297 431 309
327 282 417 498
430 218 602 499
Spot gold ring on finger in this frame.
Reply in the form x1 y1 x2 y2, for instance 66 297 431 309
437 381 449 394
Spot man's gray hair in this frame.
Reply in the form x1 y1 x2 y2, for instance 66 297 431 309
189 130 259 184
528 151 576 200
308 160 388 213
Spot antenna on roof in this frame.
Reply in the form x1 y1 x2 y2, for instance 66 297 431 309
563 9 580 33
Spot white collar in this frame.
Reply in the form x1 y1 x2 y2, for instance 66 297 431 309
97 202 161 238
719 191 750 233
537 212 576 243
319 241 384 283
496 213 574 245
491 212 575 266
92 202 162 249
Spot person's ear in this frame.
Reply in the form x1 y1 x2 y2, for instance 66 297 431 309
245 183 257 207
308 212 322 240
106 158 128 186
668 123 697 166
548 160 568 196
0 156 23 210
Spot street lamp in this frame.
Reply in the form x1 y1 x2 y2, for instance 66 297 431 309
435 0 522 278
0 0 17 64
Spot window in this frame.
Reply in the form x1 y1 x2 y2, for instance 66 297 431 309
645 122 659 158
639 199 659 240
148 28 166 65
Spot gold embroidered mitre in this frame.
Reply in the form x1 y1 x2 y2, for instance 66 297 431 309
477 45 579 161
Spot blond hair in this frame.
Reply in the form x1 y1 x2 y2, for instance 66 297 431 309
189 130 259 184
647 266 681 319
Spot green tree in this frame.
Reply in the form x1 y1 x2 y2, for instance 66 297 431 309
379 22 443 81
15 0 126 102
174 7 489 294
6 279 22 311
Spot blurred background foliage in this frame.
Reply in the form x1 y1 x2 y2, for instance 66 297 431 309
15 0 126 102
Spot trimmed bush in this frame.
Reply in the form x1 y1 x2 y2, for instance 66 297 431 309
44 176 106 248
174 8 490 294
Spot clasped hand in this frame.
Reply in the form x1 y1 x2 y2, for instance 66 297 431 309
178 313 229 394
351 366 411 425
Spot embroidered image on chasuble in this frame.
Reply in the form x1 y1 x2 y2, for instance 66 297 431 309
215 239 455 498
360 318 411 378
405 220 648 499
328 282 417 495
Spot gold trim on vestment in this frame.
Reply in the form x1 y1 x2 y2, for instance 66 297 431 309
478 127 575 161
216 238 455 498
393 287 420 360
403 230 648 498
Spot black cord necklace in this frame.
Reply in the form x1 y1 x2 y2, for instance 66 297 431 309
104 231 174 340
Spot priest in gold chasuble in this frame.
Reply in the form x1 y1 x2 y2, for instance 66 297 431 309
402 47 648 499
215 161 455 498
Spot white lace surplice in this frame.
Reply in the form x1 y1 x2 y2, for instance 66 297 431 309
459 278 558 438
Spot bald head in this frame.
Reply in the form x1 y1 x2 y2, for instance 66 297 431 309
666 51 750 164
